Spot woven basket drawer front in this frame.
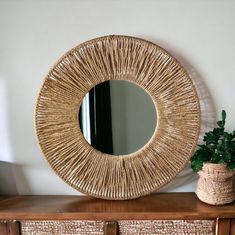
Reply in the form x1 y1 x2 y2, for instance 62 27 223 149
20 220 215 235
119 220 216 235
21 220 104 235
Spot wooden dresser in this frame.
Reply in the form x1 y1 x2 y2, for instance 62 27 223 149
0 193 234 235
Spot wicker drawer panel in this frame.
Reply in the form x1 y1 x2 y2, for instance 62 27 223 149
118 220 216 235
21 220 104 235
21 220 215 235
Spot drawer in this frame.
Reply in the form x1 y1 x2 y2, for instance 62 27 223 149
21 220 104 235
20 220 216 235
118 220 215 235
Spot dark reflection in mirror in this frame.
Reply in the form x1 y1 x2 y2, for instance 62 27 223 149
79 80 157 155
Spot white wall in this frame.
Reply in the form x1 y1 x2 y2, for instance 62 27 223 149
0 0 235 195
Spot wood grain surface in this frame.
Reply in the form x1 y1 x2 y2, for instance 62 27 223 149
0 193 234 220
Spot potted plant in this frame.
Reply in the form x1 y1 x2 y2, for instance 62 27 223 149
191 110 235 205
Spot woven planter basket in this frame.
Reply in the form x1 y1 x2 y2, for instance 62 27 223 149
196 163 235 205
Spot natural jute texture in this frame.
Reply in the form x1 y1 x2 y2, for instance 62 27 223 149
118 220 215 235
20 220 215 235
35 35 200 199
196 163 235 205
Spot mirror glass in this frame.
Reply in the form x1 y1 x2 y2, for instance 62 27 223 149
79 80 157 155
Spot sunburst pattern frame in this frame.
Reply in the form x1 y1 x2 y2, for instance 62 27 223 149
35 35 200 200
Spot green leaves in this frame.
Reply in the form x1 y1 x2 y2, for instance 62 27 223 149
191 110 235 172
222 110 226 123
191 145 212 172
216 110 226 128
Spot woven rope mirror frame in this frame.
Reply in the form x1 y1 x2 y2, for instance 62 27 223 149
35 35 200 200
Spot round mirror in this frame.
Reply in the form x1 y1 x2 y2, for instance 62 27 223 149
79 80 157 155
35 35 200 200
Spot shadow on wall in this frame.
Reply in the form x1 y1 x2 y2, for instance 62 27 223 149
0 161 18 195
139 37 217 192
0 78 31 195
0 161 32 195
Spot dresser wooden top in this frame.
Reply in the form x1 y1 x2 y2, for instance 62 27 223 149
0 193 234 220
